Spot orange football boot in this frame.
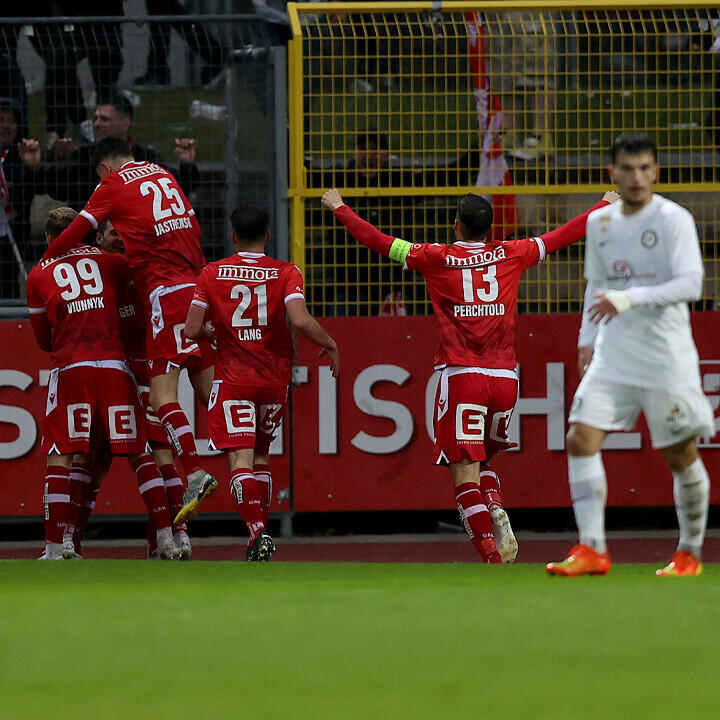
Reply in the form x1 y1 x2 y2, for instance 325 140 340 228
656 551 703 577
546 543 611 576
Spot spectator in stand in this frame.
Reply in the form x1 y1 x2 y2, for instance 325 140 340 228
135 0 225 86
0 102 49 298
47 93 200 210
307 131 431 315
27 1 125 149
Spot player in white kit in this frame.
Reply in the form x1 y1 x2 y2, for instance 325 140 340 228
546 134 714 577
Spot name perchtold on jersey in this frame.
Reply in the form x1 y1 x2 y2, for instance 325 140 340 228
453 302 506 317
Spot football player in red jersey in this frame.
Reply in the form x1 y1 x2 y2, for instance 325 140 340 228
181 206 339 560
95 219 192 559
322 188 619 563
40 136 220 525
27 208 181 560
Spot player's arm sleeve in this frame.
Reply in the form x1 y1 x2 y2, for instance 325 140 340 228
333 205 397 257
283 265 305 305
189 267 211 311
41 179 115 261
536 200 611 257
26 276 52 351
578 281 601 348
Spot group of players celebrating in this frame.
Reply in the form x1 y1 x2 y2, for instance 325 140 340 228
27 132 713 575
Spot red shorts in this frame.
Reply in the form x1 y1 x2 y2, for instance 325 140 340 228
42 363 146 456
128 358 168 447
146 283 215 376
432 367 518 465
207 380 287 454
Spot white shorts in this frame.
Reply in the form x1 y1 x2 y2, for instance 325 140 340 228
569 374 715 449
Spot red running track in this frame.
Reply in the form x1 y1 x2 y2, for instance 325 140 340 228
2 536 719 563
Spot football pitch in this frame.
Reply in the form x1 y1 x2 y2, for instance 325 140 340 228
1 561 719 720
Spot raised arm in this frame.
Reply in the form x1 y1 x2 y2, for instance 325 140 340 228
321 189 397 257
540 192 619 254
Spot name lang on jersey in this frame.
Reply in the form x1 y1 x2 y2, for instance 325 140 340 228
154 216 193 236
445 245 506 268
238 328 263 341
67 296 105 314
216 266 279 282
453 302 506 318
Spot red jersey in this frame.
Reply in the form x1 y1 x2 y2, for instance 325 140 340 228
26 245 129 368
192 251 304 388
405 238 544 369
46 161 206 297
116 280 147 362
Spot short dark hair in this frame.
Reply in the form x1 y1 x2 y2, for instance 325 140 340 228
45 207 77 238
0 101 20 124
96 92 134 120
93 136 133 168
97 219 112 236
231 206 269 242
356 131 389 151
611 133 658 163
456 194 493 241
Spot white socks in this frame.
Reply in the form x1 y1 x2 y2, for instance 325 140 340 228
568 454 608 554
673 458 710 560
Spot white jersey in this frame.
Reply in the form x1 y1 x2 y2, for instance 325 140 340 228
584 194 704 390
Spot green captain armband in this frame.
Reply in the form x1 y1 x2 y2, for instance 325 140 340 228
389 238 412 265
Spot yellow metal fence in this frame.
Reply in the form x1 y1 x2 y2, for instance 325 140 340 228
288 2 720 315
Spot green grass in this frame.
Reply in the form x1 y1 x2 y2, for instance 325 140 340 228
1 562 719 719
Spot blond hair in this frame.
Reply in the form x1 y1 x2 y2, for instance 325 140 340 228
45 207 78 239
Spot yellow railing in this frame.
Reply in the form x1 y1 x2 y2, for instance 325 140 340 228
288 2 720 316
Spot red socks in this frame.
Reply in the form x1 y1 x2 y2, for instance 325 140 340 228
156 402 201 475
479 469 504 512
131 454 172 531
254 463 273 526
44 465 70 544
455 482 501 563
230 468 265 543
158 463 186 529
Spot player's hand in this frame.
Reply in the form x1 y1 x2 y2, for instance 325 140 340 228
17 138 41 166
174 138 196 164
589 294 619 323
319 344 339 377
577 345 594 378
602 191 621 204
321 189 344 212
51 137 78 163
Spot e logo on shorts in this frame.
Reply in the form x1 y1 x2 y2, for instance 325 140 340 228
224 400 256 434
456 403 488 441
109 405 138 440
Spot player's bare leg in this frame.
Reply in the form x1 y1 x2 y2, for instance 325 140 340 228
41 452 81 560
151 366 218 524
189 365 214 405
228 448 275 561
451 461 502 564
656 437 708 577
128 452 180 560
479 466 517 562
547 423 611 576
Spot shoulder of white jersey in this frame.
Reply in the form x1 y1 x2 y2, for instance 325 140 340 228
587 200 615 224
654 194 695 222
